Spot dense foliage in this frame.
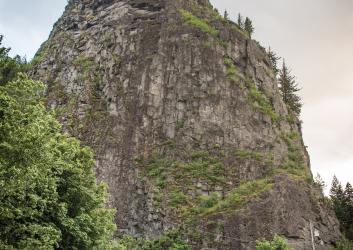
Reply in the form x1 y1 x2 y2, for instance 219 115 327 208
256 235 292 250
0 38 116 249
330 176 353 242
0 35 27 86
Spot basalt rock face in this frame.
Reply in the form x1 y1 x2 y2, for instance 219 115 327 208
32 0 341 249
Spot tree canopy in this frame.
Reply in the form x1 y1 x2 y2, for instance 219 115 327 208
0 50 116 248
0 35 27 86
330 176 353 242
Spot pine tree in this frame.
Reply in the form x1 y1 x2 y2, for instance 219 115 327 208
267 47 281 76
344 183 353 240
237 14 244 29
244 17 254 38
330 176 353 242
224 10 229 21
278 61 302 115
314 173 326 191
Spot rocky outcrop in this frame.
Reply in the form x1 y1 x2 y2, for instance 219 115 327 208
31 0 341 249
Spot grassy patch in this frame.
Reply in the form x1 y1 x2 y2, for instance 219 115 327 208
140 151 229 215
73 55 96 73
179 10 219 38
230 25 250 39
31 42 49 66
234 150 264 161
140 147 278 220
224 57 241 85
194 178 273 217
245 79 280 122
279 132 312 182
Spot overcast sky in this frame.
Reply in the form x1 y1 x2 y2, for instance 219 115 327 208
0 0 352 191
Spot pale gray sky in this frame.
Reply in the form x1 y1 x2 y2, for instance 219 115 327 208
1 0 352 191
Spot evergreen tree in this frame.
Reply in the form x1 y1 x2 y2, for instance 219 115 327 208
278 61 302 115
0 74 117 249
330 176 353 242
224 10 229 20
0 35 27 86
314 173 326 191
237 14 244 29
244 17 254 38
267 47 281 76
344 183 353 239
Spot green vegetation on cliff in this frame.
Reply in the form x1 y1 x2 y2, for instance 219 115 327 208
0 40 116 249
180 9 219 38
117 231 191 250
0 35 27 85
139 148 273 221
330 176 353 243
256 235 292 250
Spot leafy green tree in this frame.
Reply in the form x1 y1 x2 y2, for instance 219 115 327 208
0 35 27 86
0 74 116 249
256 235 292 250
244 17 254 38
278 61 302 115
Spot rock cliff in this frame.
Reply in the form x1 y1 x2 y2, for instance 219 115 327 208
31 0 341 249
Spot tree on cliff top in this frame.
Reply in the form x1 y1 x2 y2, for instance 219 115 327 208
244 17 254 38
0 73 117 249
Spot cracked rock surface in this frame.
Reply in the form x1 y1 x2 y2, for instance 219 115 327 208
31 0 341 249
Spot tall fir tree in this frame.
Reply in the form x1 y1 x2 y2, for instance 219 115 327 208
278 61 302 115
330 176 353 242
267 47 281 76
344 183 353 239
224 10 229 21
237 13 244 29
244 17 254 38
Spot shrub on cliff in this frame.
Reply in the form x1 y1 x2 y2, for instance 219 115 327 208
256 235 292 250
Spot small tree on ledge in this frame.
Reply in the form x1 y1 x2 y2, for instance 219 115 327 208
244 17 254 38
278 61 302 116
